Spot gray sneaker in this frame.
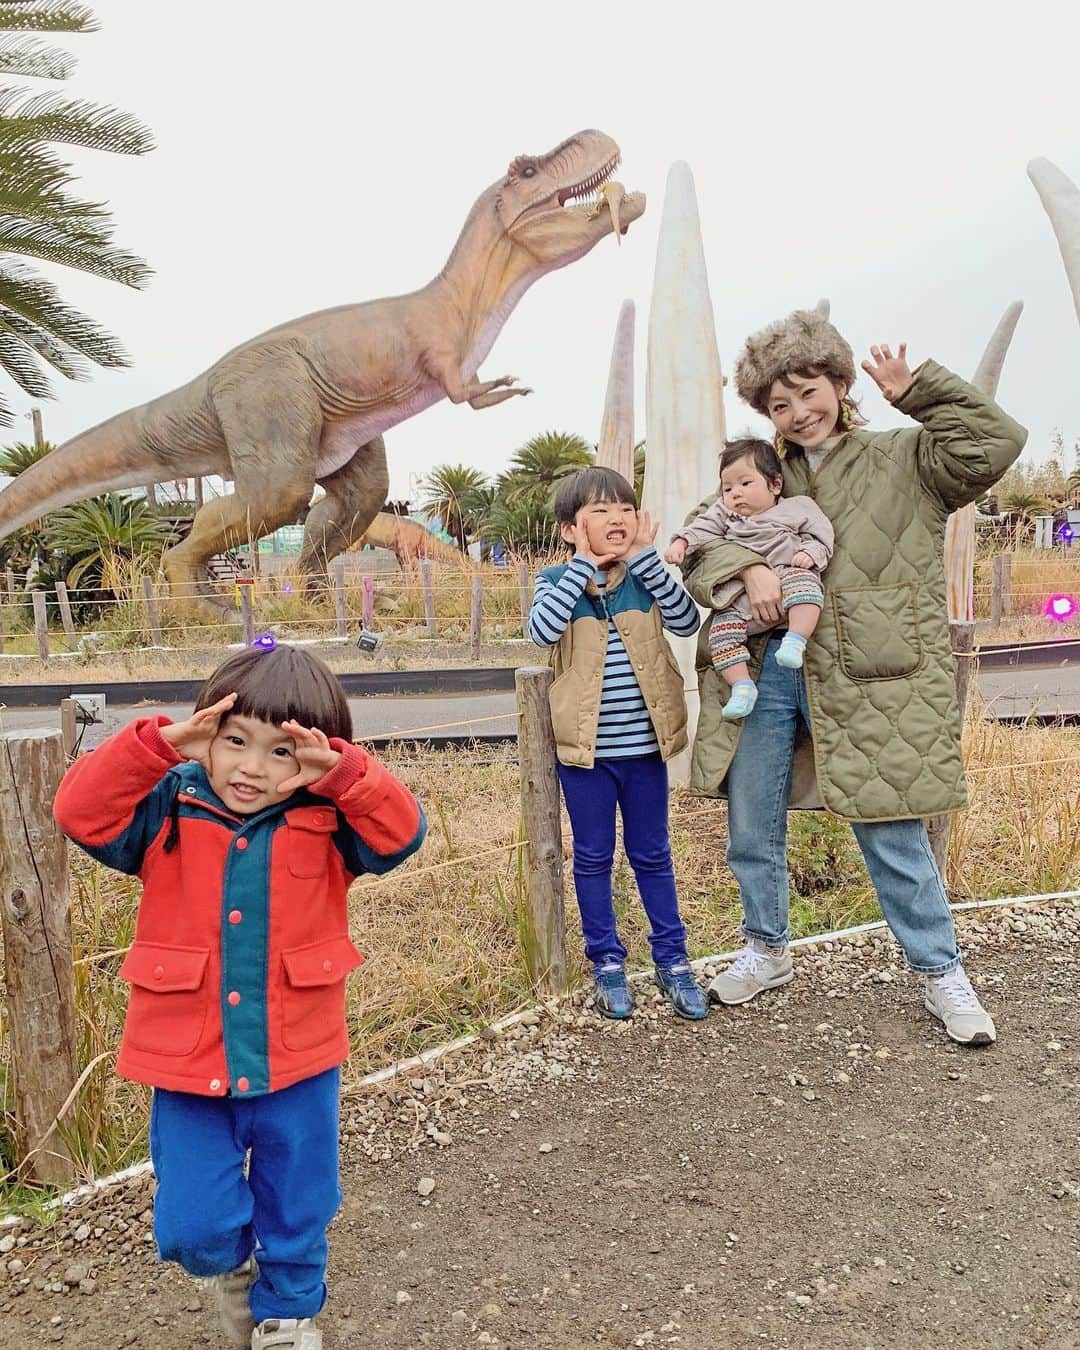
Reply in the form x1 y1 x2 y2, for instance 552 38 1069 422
202 1256 256 1346
708 939 794 1005
252 1318 322 1349
925 967 996 1046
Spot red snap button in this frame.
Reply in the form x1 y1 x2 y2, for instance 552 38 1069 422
152 965 164 980
228 910 242 924
235 837 248 851
237 1077 250 1093
227 991 241 1006
322 959 333 973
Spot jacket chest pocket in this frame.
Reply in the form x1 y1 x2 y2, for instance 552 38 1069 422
284 806 338 878
280 935 363 1052
119 942 210 1056
832 583 925 681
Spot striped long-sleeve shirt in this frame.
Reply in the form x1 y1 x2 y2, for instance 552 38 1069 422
528 548 700 759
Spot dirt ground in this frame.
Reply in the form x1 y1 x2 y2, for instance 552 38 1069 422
2 904 1077 1349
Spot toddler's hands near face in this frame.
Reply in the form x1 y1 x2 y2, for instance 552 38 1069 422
159 693 237 768
278 721 342 794
628 509 660 558
861 342 913 403
664 536 688 567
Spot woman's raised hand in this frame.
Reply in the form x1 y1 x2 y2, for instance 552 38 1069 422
861 343 913 403
742 564 784 627
277 721 342 794
159 693 237 768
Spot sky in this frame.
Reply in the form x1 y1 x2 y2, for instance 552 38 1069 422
8 0 1080 501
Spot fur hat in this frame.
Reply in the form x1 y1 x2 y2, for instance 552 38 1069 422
733 309 857 414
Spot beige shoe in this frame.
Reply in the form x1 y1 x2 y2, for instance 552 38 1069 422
202 1256 256 1346
925 967 996 1046
252 1318 322 1349
708 939 793 1005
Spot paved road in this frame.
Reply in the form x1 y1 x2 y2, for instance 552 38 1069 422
2 659 1078 745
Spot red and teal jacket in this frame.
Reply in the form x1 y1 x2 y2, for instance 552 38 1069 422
53 717 426 1099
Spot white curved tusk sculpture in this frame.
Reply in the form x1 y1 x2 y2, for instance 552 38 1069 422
596 299 636 484
643 161 727 786
1029 157 1080 324
942 300 1023 621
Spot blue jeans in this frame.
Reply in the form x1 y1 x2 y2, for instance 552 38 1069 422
557 753 689 969
150 1068 341 1323
725 636 961 975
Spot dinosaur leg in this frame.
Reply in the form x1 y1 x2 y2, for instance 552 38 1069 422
165 359 321 614
298 436 389 590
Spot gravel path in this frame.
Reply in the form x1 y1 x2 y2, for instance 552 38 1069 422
2 903 1077 1349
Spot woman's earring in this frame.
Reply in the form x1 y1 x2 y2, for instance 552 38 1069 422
839 401 854 431
774 430 788 457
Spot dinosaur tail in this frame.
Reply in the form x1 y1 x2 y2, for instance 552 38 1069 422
0 407 161 541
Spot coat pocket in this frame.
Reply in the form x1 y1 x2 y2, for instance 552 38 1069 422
284 806 338 879
119 942 211 1057
280 935 363 1052
832 583 925 681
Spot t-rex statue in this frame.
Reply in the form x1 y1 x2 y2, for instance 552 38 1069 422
0 130 644 607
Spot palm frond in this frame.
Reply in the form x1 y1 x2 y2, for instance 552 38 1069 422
0 437 55 474
0 35 75 78
0 145 110 222
0 216 151 286
0 325 51 395
0 90 153 155
0 4 99 36
0 259 129 365
0 307 91 378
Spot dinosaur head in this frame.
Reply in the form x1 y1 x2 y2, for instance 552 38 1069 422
494 130 645 267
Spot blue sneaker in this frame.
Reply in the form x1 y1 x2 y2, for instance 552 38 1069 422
655 962 709 1020
593 963 635 1019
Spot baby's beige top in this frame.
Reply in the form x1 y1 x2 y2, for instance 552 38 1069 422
675 493 835 571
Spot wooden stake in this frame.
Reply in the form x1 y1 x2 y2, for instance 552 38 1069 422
362 574 375 629
990 553 1012 627
515 667 567 996
0 728 78 1183
31 588 48 661
142 575 163 646
5 568 16 605
333 561 347 638
470 572 483 660
926 620 977 876
145 481 157 507
238 581 254 646
194 476 204 509
421 560 437 636
517 561 531 632
60 698 77 760
54 582 76 648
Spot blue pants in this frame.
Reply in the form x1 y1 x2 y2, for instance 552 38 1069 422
557 753 689 969
725 635 961 974
150 1067 341 1323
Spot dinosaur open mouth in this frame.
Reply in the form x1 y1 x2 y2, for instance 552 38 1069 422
557 153 621 207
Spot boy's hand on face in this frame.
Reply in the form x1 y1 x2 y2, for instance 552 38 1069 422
663 536 688 567
277 721 342 794
861 342 913 403
159 693 237 768
569 519 617 569
627 509 660 559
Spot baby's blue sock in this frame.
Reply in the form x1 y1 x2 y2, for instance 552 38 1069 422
775 632 807 669
721 679 758 721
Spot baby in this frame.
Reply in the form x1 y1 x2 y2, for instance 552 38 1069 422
664 437 834 720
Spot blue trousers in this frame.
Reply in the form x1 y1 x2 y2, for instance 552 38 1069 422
725 635 961 974
557 753 689 969
150 1067 341 1323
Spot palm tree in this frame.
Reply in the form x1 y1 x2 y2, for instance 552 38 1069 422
0 4 154 424
0 435 53 475
43 492 170 592
1001 488 1050 518
481 496 559 559
1067 466 1080 508
0 436 55 570
419 464 489 552
500 431 593 507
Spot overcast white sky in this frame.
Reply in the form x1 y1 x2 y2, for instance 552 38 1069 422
9 0 1080 499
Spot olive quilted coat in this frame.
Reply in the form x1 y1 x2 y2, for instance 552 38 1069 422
682 361 1026 822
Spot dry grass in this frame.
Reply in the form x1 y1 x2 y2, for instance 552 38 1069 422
2 721 1078 1206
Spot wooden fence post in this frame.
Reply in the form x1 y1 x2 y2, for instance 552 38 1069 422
517 562 531 633
54 582 76 649
0 601 4 655
60 697 77 760
142 575 163 646
989 552 1012 628
0 728 78 1183
515 667 567 996
5 567 15 605
332 561 347 638
194 476 205 509
362 574 375 629
238 580 254 646
927 620 977 876
31 588 49 661
470 572 483 661
420 560 437 637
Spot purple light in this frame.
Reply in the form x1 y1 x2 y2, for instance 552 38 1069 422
1045 593 1078 622
251 632 277 651
282 582 294 594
